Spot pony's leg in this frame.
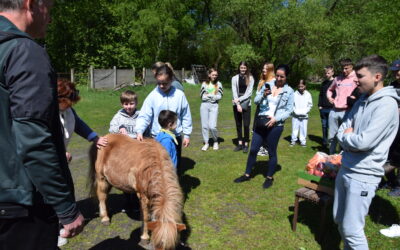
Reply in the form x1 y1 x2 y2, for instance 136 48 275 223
139 194 150 241
97 176 111 225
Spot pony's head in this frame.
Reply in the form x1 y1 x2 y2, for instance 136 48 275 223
147 221 186 250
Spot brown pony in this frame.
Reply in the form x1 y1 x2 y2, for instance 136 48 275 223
88 134 185 250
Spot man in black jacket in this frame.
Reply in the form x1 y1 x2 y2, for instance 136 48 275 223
318 65 334 147
0 1 84 249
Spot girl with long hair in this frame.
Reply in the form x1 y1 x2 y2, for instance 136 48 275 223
234 65 294 189
231 61 254 153
200 68 223 150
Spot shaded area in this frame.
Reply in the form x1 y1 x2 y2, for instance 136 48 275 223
251 161 282 178
287 201 341 250
308 134 329 153
89 227 144 250
369 195 400 226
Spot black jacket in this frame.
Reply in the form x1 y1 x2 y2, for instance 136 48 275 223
0 16 78 224
318 79 334 108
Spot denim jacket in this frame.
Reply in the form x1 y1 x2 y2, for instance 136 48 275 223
254 83 294 126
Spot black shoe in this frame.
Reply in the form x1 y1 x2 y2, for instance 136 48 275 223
243 146 249 153
233 145 243 152
234 175 251 183
263 177 274 189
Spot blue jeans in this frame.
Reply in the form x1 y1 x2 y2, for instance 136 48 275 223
333 170 378 250
319 108 331 146
245 126 284 177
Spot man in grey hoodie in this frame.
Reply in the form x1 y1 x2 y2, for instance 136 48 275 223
333 55 400 249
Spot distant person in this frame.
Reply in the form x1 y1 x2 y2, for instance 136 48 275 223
156 110 179 169
254 62 275 156
109 90 140 138
290 80 313 147
57 78 107 246
327 58 357 154
318 65 335 147
234 65 294 189
136 65 192 172
200 68 223 151
0 2 84 249
384 59 400 197
165 62 184 92
334 55 399 249
232 61 254 153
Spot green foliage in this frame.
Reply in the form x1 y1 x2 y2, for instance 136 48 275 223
47 0 400 80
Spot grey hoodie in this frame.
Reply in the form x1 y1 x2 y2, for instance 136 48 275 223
337 86 400 183
109 109 139 138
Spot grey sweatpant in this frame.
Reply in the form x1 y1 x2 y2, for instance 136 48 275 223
200 102 219 143
328 109 346 154
333 171 378 250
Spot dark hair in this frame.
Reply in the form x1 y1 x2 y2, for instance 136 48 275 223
155 65 174 80
158 110 178 129
0 0 24 11
354 55 388 81
207 68 218 84
151 61 164 71
298 79 306 86
339 58 353 67
120 90 137 104
57 78 80 108
324 65 334 71
275 64 290 76
238 61 252 86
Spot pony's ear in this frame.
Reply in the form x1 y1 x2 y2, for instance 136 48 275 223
147 221 159 231
176 223 186 231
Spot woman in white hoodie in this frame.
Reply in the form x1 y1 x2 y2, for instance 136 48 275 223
290 80 313 147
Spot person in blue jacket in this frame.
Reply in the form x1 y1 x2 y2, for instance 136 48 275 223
234 65 294 189
156 110 178 170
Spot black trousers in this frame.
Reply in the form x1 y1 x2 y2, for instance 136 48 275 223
233 105 251 143
0 204 58 250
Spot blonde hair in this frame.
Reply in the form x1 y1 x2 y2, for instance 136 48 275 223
257 63 275 91
206 68 219 94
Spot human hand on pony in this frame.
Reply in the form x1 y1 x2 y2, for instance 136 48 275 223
61 213 85 238
95 136 108 149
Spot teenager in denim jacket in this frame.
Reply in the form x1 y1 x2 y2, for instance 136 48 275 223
234 65 294 189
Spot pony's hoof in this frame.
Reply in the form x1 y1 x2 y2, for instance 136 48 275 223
101 220 110 226
138 239 154 250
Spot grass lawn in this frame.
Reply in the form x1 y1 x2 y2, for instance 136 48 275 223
62 83 400 249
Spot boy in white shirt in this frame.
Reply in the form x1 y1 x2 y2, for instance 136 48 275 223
290 80 313 146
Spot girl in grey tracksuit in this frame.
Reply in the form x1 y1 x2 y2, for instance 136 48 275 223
200 69 223 150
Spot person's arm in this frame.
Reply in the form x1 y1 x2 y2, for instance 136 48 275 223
318 83 324 107
71 108 97 141
238 75 254 102
338 99 398 152
109 112 121 133
135 94 153 136
210 82 223 102
180 95 192 140
306 91 313 114
200 83 211 101
7 40 80 225
326 79 336 103
274 89 294 122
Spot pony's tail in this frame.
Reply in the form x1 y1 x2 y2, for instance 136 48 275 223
87 142 98 198
148 160 183 250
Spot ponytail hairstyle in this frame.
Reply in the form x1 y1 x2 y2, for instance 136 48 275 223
257 62 275 91
238 61 252 86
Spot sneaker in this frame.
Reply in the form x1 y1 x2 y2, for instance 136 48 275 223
257 147 267 156
233 145 243 152
380 224 400 238
262 177 274 189
201 144 209 151
213 142 219 150
234 174 251 183
243 146 249 153
388 187 400 197
301 143 306 147
290 142 295 147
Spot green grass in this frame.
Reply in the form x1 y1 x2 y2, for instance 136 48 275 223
62 83 400 249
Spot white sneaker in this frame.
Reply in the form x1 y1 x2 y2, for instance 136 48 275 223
213 142 219 150
380 224 400 237
57 236 68 247
257 147 267 156
290 142 295 147
201 144 209 151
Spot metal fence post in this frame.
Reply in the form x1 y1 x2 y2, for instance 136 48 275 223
143 67 146 85
90 65 94 89
132 66 135 85
113 66 117 88
70 68 75 83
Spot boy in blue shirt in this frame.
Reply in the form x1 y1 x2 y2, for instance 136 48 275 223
334 55 400 249
156 110 178 170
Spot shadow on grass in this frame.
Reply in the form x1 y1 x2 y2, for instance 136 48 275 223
251 160 282 178
179 157 201 201
77 193 141 225
369 195 400 226
287 201 341 250
89 227 143 250
207 137 225 144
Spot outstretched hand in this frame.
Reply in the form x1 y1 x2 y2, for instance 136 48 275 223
96 136 108 149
